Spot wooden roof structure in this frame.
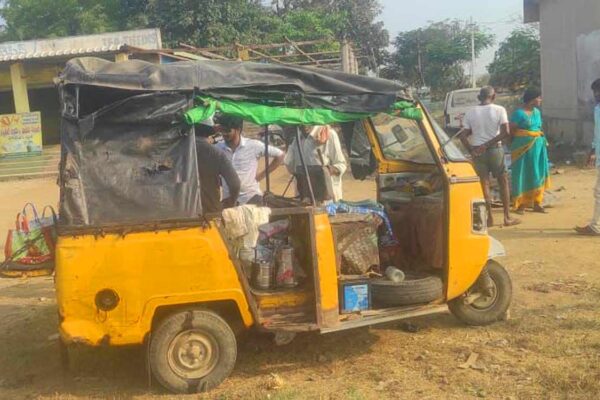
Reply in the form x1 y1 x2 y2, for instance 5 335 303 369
175 38 360 74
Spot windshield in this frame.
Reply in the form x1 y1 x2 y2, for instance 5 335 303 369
371 113 435 164
428 112 470 162
451 90 480 108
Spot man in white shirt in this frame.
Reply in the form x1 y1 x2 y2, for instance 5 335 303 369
460 86 520 227
284 125 347 202
216 115 285 205
576 79 600 236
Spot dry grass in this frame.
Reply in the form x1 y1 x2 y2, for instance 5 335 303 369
1 168 600 399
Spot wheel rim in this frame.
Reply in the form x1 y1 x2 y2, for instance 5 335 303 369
167 329 219 379
470 279 499 310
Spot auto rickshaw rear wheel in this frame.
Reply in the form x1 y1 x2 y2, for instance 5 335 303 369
448 260 512 326
149 309 237 393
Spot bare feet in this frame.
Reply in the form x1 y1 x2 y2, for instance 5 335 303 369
504 218 521 227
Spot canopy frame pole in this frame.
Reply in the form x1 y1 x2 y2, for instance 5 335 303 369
263 124 270 198
295 126 316 206
75 85 80 118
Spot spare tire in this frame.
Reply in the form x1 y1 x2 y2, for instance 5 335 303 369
371 274 444 307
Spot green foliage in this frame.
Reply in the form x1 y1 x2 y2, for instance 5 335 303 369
271 0 388 68
488 26 540 91
383 20 494 98
0 0 387 70
146 0 274 48
0 0 114 40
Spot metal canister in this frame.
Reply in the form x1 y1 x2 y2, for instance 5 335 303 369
384 266 405 283
238 248 255 279
252 260 274 290
276 245 297 288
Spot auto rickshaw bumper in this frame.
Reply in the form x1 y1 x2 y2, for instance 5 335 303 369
488 236 506 259
59 319 108 346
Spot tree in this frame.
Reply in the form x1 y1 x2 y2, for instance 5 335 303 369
488 26 540 91
270 0 389 70
383 20 494 98
0 0 146 40
0 0 113 40
0 0 388 70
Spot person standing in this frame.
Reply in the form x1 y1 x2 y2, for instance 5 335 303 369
509 88 551 214
575 79 600 236
459 86 520 227
194 120 240 213
284 125 347 202
216 115 284 206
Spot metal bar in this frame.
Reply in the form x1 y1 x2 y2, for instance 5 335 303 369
295 126 316 206
57 207 318 236
75 85 80 119
285 36 320 65
176 43 232 60
246 48 289 65
192 39 332 53
264 125 270 196
290 58 348 66
320 304 449 334
247 50 342 61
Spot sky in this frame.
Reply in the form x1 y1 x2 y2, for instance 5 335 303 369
379 0 525 76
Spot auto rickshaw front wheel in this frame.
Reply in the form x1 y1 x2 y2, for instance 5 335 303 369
448 260 512 326
149 309 237 393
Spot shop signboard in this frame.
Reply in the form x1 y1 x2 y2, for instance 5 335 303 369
0 112 43 157
0 29 161 61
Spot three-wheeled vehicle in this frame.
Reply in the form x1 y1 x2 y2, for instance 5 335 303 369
54 57 511 393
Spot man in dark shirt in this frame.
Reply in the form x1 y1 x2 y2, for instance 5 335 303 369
195 122 240 213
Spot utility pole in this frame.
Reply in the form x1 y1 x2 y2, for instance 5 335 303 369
470 17 476 88
417 29 425 88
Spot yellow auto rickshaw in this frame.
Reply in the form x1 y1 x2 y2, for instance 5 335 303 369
54 57 510 393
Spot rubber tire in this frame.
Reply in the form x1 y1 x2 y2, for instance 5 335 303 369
448 260 512 326
371 274 444 307
149 309 237 394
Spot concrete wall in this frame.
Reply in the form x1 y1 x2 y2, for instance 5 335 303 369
539 0 600 145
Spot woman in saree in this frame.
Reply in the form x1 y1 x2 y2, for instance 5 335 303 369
510 88 551 214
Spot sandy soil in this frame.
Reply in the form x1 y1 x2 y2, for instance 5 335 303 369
1 168 600 399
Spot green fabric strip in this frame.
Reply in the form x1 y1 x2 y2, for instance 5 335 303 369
183 97 423 126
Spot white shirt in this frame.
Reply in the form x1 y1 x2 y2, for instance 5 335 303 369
284 126 347 201
217 137 284 204
463 104 509 146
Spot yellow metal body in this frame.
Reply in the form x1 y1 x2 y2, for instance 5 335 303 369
55 223 253 346
313 213 340 327
364 108 489 301
55 105 490 346
419 114 489 300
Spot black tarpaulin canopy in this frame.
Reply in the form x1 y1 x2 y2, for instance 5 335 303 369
58 57 411 113
58 57 411 227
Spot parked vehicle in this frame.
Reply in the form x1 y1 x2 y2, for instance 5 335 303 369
444 88 481 133
54 59 510 394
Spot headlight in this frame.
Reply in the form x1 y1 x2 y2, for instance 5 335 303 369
472 201 487 233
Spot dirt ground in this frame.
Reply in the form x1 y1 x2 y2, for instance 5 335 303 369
1 167 600 399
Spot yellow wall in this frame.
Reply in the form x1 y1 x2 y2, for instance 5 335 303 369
9 63 30 113
0 62 66 144
0 63 62 91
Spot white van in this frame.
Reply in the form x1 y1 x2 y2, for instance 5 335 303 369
443 88 481 133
